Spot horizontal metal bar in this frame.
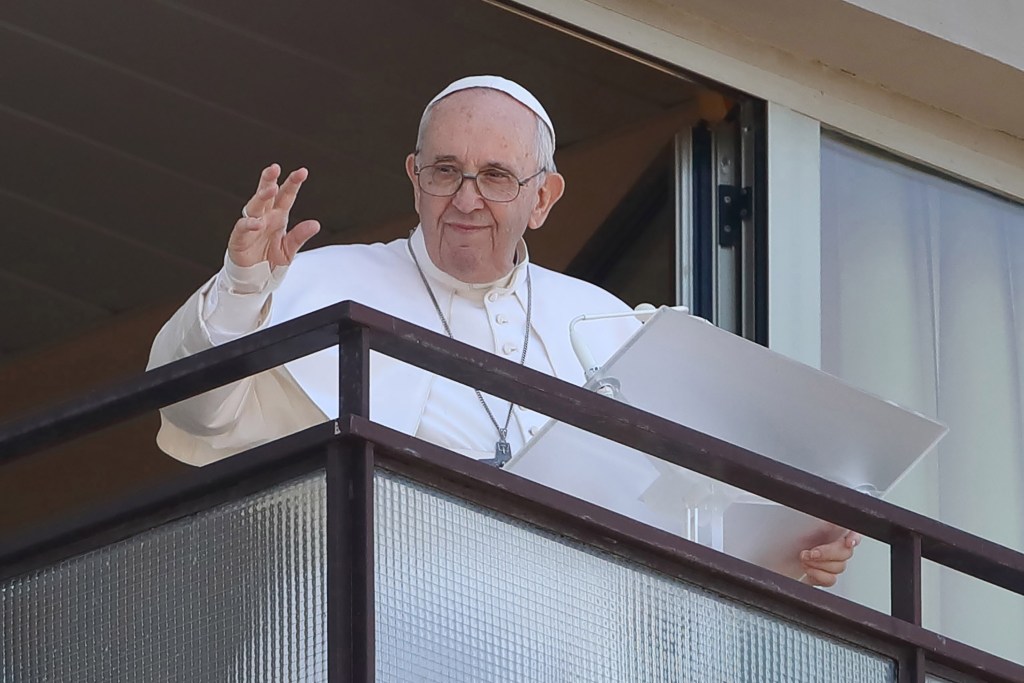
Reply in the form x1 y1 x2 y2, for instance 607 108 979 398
0 301 357 463
0 421 338 581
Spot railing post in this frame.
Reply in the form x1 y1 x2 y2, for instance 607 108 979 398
891 530 922 624
327 324 374 683
892 530 924 683
898 649 926 683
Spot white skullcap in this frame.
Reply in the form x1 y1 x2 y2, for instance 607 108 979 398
425 75 555 145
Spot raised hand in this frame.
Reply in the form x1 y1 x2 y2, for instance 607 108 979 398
228 164 321 268
800 530 861 587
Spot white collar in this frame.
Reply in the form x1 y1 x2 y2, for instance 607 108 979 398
408 226 530 297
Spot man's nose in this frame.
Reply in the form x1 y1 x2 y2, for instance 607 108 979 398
451 174 486 212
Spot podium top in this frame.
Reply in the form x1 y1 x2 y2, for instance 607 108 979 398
506 308 948 575
588 308 947 493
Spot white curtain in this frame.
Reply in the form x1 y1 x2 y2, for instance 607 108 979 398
819 137 1024 664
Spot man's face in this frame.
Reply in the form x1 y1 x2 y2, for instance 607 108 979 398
405 89 564 283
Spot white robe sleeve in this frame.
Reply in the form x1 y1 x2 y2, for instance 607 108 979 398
147 262 325 466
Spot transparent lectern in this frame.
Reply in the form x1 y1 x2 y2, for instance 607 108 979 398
507 308 948 578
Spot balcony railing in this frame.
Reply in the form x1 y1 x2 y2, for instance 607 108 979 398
1 301 1022 682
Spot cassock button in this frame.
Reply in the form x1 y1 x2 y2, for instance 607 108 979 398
502 342 518 355
529 426 538 437
487 291 499 303
495 313 508 325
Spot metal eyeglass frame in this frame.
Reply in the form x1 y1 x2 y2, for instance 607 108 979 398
414 163 546 202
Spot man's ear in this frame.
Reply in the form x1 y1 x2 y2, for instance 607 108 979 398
405 154 421 214
527 172 565 230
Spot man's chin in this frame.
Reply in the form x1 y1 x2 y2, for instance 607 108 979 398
440 250 502 283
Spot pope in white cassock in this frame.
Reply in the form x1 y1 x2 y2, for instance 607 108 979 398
148 75 857 587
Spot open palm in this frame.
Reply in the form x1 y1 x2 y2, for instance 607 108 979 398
227 164 320 269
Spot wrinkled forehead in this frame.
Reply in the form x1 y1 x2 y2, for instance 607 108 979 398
428 88 539 129
419 89 541 162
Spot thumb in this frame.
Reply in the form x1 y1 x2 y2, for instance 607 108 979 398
282 219 321 262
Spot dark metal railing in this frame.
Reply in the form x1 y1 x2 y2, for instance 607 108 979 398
1 301 1023 683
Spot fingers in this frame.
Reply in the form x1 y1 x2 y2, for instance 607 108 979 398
274 167 309 214
801 542 854 565
800 547 850 579
231 164 315 269
802 568 839 588
804 531 860 561
798 531 862 588
800 552 848 587
801 557 848 574
240 164 307 219
801 545 851 563
243 164 282 218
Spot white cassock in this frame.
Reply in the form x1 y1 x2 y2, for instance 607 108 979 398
147 228 652 681
148 226 640 467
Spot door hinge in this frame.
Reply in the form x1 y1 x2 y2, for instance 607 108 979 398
718 185 751 248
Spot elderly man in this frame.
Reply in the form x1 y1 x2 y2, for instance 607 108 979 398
150 75 856 586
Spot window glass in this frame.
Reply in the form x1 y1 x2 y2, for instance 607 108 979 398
820 135 1024 664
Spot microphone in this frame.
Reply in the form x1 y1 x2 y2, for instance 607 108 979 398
569 304 687 382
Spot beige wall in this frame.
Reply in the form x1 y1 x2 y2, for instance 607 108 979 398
516 0 1024 200
844 0 1024 69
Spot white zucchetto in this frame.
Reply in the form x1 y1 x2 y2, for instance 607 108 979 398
425 75 555 145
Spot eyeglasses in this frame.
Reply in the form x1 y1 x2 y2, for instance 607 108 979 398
414 163 545 203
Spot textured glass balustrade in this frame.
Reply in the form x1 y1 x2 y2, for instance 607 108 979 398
376 470 895 682
3 468 897 682
1 474 328 683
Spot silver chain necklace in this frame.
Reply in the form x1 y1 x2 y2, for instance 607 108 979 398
407 240 531 467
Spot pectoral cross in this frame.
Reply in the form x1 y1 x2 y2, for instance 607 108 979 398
481 429 513 468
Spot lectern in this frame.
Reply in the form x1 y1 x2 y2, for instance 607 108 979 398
508 308 947 577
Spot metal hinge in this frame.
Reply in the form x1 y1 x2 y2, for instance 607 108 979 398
718 185 751 248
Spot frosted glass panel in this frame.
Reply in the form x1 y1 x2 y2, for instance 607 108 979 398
1 473 327 683
3 464 901 682
375 471 895 682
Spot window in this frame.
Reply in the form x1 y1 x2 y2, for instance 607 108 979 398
820 135 1024 663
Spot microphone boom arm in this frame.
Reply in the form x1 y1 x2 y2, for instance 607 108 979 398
569 304 688 381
